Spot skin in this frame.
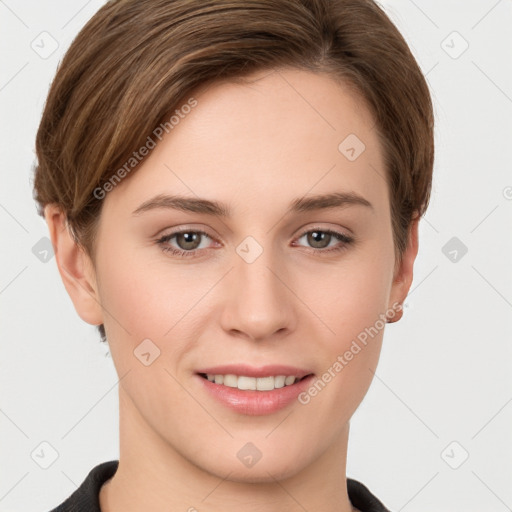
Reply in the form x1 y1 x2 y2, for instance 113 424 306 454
45 67 418 512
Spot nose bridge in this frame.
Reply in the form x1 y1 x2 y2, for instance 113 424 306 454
221 238 294 340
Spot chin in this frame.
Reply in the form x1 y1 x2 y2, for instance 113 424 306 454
194 446 311 484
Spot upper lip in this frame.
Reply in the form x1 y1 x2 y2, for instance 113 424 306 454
196 365 313 379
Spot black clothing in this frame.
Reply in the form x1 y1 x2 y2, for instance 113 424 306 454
49 460 391 512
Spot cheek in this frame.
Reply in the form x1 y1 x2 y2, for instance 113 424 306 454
96 240 204 338
294 238 394 409
303 243 394 343
94 246 202 419
95 241 219 391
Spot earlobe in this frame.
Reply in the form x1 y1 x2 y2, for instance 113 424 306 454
387 216 420 323
44 204 104 326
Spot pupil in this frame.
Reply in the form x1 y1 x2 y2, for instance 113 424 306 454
309 231 330 248
179 232 199 250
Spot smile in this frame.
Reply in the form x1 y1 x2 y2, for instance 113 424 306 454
199 373 309 391
195 365 316 415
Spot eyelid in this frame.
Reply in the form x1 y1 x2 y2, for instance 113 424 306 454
298 222 354 238
293 221 354 243
296 223 352 238
156 225 219 242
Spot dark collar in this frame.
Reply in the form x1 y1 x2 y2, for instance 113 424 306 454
49 460 391 512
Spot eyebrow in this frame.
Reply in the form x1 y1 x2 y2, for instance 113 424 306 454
131 191 373 217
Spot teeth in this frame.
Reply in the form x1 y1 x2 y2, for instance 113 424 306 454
223 374 237 387
205 374 300 390
238 376 256 390
274 375 285 388
284 375 296 386
256 376 274 391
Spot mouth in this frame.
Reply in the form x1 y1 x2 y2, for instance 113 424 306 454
197 372 312 391
194 365 315 415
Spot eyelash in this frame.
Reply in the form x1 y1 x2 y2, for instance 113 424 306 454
156 227 354 258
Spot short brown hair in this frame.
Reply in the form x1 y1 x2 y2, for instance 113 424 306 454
33 0 434 342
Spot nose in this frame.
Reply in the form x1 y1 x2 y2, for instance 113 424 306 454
219 246 297 342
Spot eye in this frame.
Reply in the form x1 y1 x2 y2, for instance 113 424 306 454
156 229 215 258
156 226 354 259
293 227 354 254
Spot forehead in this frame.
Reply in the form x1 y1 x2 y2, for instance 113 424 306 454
103 67 387 217
182 67 377 155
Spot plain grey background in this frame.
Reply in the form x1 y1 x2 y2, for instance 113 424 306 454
1 1 511 511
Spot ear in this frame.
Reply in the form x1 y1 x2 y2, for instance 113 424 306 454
44 204 104 326
387 215 420 322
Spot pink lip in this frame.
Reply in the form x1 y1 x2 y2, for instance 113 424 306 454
195 365 315 416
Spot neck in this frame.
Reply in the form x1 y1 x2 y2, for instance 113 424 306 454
100 388 356 512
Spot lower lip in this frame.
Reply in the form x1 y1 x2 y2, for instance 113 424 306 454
196 374 315 416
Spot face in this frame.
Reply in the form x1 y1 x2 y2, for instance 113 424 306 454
51 67 416 483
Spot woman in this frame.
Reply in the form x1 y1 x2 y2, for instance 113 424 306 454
33 0 434 510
